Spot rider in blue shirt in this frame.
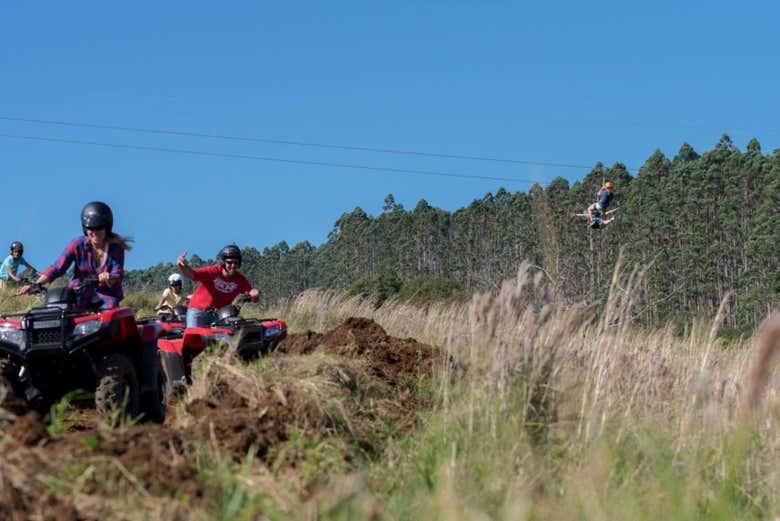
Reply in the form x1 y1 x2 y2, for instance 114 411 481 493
0 241 37 287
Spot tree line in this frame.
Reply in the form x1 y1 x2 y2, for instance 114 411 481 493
125 135 780 329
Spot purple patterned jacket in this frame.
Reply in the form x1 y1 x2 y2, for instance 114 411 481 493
42 236 125 309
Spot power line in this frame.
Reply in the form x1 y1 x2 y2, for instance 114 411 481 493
0 115 596 170
0 132 547 184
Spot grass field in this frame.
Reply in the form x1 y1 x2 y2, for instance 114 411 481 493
0 264 777 520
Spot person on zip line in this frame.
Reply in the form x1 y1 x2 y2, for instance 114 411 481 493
588 181 614 222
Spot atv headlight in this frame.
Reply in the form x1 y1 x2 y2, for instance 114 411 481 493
0 326 24 346
73 319 101 337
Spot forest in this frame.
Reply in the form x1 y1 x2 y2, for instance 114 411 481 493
125 135 780 330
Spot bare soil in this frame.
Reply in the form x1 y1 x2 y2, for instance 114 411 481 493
0 318 440 519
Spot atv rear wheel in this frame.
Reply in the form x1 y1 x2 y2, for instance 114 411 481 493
95 354 141 418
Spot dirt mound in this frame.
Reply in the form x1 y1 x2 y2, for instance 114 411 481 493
185 386 293 460
276 317 442 438
279 317 390 354
278 316 441 379
0 317 442 518
0 441 79 521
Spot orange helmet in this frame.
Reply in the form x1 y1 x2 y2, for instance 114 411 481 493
603 181 613 189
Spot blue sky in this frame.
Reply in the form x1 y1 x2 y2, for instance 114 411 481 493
2 1 778 269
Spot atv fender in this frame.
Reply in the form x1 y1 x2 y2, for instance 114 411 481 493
159 350 187 398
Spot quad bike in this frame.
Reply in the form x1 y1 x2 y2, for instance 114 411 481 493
154 304 188 324
157 294 287 396
137 304 187 337
0 277 167 422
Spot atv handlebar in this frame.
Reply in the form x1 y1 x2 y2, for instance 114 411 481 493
14 282 47 296
15 274 119 297
74 275 119 291
233 293 253 305
207 293 252 312
202 293 255 326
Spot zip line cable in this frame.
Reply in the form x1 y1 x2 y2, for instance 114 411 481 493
0 132 544 184
0 115 595 170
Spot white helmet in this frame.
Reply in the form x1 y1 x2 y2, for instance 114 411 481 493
168 273 184 286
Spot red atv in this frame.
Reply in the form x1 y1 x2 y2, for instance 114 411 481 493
137 304 187 338
153 304 188 326
157 295 287 396
0 280 166 422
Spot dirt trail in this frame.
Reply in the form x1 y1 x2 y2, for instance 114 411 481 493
0 318 441 519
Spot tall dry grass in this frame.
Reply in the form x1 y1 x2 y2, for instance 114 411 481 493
280 261 776 436
276 260 779 519
0 287 47 316
0 260 777 519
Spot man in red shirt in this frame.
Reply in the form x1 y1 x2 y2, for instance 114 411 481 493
177 244 260 327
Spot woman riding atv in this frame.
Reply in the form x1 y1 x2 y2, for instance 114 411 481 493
177 244 260 328
17 201 133 310
155 273 189 314
0 241 37 290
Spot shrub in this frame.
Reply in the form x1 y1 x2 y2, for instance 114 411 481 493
396 276 467 306
344 274 403 306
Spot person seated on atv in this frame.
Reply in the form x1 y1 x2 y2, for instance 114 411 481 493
0 241 37 290
155 273 189 314
17 201 133 310
587 181 614 222
177 244 260 328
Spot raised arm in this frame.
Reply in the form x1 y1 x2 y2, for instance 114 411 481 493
176 251 195 280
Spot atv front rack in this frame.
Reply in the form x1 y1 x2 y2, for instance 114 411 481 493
22 307 71 353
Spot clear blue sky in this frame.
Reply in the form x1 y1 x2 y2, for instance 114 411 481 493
2 1 778 269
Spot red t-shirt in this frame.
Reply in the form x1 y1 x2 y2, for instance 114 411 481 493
188 264 252 310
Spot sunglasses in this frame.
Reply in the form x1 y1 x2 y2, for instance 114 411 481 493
224 260 240 266
85 226 105 232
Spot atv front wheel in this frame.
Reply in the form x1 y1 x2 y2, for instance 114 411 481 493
95 354 141 418
141 366 167 423
0 359 26 414
0 378 23 415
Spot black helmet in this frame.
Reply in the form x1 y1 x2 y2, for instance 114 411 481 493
10 241 23 253
217 244 242 266
81 201 114 235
